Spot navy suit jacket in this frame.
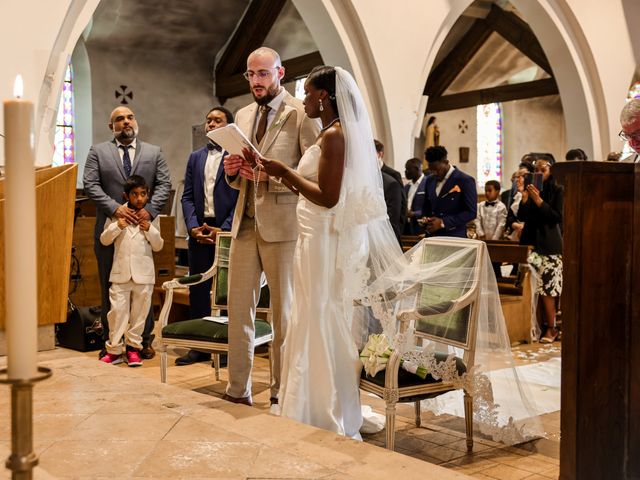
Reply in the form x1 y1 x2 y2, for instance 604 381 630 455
404 176 427 235
422 167 477 238
181 146 238 232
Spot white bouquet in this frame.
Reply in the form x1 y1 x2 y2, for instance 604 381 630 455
360 334 428 379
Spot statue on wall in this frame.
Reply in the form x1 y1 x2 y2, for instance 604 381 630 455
423 115 440 171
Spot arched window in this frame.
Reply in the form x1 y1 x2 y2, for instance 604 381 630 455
53 63 75 166
294 77 307 100
476 103 503 187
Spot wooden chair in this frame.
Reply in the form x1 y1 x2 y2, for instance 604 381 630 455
156 232 272 383
360 237 484 451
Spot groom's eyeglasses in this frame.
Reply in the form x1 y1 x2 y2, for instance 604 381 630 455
243 68 278 81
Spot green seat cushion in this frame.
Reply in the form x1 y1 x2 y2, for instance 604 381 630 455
214 268 270 309
162 318 272 343
361 352 467 402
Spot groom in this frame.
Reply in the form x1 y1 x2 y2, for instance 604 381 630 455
223 47 319 406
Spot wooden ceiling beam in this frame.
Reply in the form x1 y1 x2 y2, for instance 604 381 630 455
215 0 288 78
426 78 559 113
216 51 323 100
484 4 552 75
423 19 493 97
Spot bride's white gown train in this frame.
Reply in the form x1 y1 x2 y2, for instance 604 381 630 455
278 144 364 440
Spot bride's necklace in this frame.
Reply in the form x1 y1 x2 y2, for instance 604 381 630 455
320 117 340 132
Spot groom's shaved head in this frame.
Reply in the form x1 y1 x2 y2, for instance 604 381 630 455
248 47 282 67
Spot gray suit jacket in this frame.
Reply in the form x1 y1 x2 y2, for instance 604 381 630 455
228 91 319 242
83 139 172 239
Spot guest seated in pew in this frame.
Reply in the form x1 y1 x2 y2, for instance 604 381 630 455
516 158 564 343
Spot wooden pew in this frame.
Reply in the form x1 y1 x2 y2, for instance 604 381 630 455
484 240 534 344
400 234 423 253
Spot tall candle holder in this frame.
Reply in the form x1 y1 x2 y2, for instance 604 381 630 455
2 74 49 480
0 367 52 479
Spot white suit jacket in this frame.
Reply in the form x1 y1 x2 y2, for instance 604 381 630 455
100 217 164 284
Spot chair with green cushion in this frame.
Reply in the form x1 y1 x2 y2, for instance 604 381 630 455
157 232 272 383
359 237 484 451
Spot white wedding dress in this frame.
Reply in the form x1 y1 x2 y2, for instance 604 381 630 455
278 144 364 440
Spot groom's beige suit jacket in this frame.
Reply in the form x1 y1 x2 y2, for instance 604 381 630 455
228 90 319 241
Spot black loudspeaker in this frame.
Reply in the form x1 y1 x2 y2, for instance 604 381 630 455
56 303 106 352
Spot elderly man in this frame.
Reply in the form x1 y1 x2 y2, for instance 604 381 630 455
620 98 640 162
83 106 171 359
223 47 319 406
420 146 477 238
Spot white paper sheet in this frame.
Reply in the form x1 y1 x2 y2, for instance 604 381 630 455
206 124 260 157
202 316 229 324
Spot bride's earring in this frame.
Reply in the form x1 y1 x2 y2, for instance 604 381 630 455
319 99 324 112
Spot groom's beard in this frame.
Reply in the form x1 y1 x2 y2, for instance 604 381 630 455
252 84 280 106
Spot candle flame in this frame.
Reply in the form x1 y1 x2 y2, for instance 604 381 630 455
13 75 24 99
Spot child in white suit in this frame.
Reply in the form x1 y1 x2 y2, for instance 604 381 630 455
99 175 164 366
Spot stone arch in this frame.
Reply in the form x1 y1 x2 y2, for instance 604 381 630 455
415 0 609 162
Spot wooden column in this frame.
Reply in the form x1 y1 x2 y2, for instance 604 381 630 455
553 161 640 480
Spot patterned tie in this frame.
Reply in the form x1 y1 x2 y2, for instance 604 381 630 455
120 145 132 177
255 105 271 144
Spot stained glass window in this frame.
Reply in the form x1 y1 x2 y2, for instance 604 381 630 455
53 63 74 166
294 77 307 100
476 103 502 187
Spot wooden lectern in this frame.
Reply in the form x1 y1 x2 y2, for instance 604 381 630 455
553 161 640 480
0 164 77 330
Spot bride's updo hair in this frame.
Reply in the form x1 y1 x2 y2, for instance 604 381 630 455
307 65 338 113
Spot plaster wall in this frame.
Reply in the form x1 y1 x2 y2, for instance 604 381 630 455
85 46 213 187
502 96 566 181
426 107 478 181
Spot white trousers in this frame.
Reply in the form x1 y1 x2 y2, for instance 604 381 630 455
106 280 153 354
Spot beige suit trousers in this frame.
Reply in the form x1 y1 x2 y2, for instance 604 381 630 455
226 217 296 399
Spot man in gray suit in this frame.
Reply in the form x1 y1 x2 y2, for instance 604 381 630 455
223 47 318 406
83 106 171 358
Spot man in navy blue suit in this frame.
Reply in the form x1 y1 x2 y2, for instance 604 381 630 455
175 106 239 365
403 157 427 235
420 146 477 238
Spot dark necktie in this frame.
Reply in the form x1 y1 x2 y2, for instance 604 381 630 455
485 201 496 207
207 142 222 152
120 145 132 177
255 105 271 144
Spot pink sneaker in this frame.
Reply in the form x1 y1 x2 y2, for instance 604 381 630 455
99 353 123 365
126 349 143 367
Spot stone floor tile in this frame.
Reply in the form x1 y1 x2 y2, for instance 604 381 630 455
477 463 533 480
38 439 158 478
63 412 181 441
133 440 262 477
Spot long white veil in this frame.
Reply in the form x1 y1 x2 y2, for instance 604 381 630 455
332 67 544 445
331 67 405 316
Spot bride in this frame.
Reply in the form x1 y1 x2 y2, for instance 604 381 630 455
242 66 402 439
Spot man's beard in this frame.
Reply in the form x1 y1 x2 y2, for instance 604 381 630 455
252 85 279 105
115 126 138 142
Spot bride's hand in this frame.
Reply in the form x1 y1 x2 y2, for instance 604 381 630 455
260 158 289 178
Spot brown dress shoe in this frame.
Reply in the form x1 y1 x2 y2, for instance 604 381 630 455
140 343 155 360
222 393 253 406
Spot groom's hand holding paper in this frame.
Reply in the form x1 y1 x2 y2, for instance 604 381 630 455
207 123 260 158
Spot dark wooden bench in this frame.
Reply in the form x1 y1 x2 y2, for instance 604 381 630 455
484 240 534 344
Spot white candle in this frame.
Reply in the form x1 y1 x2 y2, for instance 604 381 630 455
3 75 37 379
